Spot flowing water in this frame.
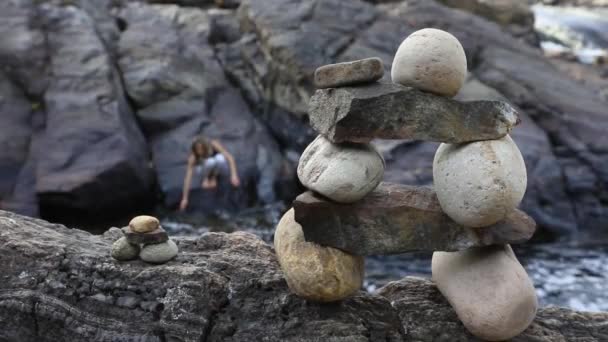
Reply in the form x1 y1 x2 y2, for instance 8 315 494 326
162 205 608 313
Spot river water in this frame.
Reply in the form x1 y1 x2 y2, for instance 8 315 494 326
161 205 608 313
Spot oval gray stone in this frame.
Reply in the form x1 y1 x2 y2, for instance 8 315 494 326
314 57 384 89
140 239 178 264
111 237 140 261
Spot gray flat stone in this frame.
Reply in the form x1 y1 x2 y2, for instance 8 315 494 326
314 57 384 89
308 82 520 143
122 226 169 245
292 182 536 256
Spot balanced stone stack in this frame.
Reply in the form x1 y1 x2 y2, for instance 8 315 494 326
274 28 538 341
111 215 179 264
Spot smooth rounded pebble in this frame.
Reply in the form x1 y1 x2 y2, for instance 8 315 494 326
274 209 365 302
140 239 178 264
391 28 467 97
111 237 140 261
129 215 160 233
432 245 538 341
433 135 527 227
297 135 385 203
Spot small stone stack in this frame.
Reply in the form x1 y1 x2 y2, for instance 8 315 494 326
275 28 538 341
111 215 179 264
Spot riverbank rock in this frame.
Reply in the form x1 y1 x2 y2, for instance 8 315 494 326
274 209 364 302
391 28 467 97
129 215 160 233
432 244 538 341
293 183 536 255
314 57 384 88
433 135 527 227
1 210 607 341
308 83 519 144
111 237 140 261
297 136 384 203
139 240 179 264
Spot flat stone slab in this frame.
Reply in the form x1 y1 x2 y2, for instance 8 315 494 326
308 82 520 143
292 183 536 255
122 226 169 245
314 57 384 89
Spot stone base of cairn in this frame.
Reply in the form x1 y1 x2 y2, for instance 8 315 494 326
274 28 538 341
111 215 179 264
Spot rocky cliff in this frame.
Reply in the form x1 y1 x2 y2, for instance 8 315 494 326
1 209 607 341
0 0 607 240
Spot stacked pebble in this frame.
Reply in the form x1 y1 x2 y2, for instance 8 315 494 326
275 28 537 341
111 215 178 264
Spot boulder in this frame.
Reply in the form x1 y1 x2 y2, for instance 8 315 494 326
293 183 536 255
391 28 467 97
314 57 384 88
308 82 519 144
297 135 385 203
0 210 606 341
433 135 527 227
274 209 364 302
432 245 538 341
111 237 140 261
139 239 179 264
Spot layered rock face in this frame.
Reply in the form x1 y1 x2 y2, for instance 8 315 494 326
0 0 607 237
1 210 607 341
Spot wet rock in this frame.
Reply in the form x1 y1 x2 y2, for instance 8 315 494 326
123 227 169 245
293 183 536 255
432 245 538 341
308 82 519 144
297 135 384 203
391 28 467 97
274 209 364 302
128 215 160 233
314 57 384 88
139 240 179 264
0 210 606 341
433 135 528 227
111 237 140 261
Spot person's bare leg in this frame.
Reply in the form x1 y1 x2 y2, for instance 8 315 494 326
202 176 213 189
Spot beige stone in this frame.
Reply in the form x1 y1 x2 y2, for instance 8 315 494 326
433 135 527 227
432 245 537 341
274 209 364 302
129 215 160 233
111 237 140 261
297 135 385 203
391 28 467 97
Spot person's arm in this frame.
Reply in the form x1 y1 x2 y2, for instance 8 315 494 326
211 140 240 187
180 154 195 210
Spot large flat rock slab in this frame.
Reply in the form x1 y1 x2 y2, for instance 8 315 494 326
293 183 536 255
308 82 519 143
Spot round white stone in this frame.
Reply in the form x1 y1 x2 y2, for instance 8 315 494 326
140 239 178 264
432 245 538 341
111 237 140 261
433 135 527 227
297 135 385 203
391 28 467 97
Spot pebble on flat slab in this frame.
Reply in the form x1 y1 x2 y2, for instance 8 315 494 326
129 215 160 233
111 237 140 261
140 239 178 264
274 209 364 302
391 28 467 97
123 226 169 245
314 57 384 89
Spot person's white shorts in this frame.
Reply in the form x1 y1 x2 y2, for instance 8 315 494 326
195 154 227 178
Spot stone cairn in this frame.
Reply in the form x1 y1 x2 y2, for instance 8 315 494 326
111 215 179 264
274 28 538 341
